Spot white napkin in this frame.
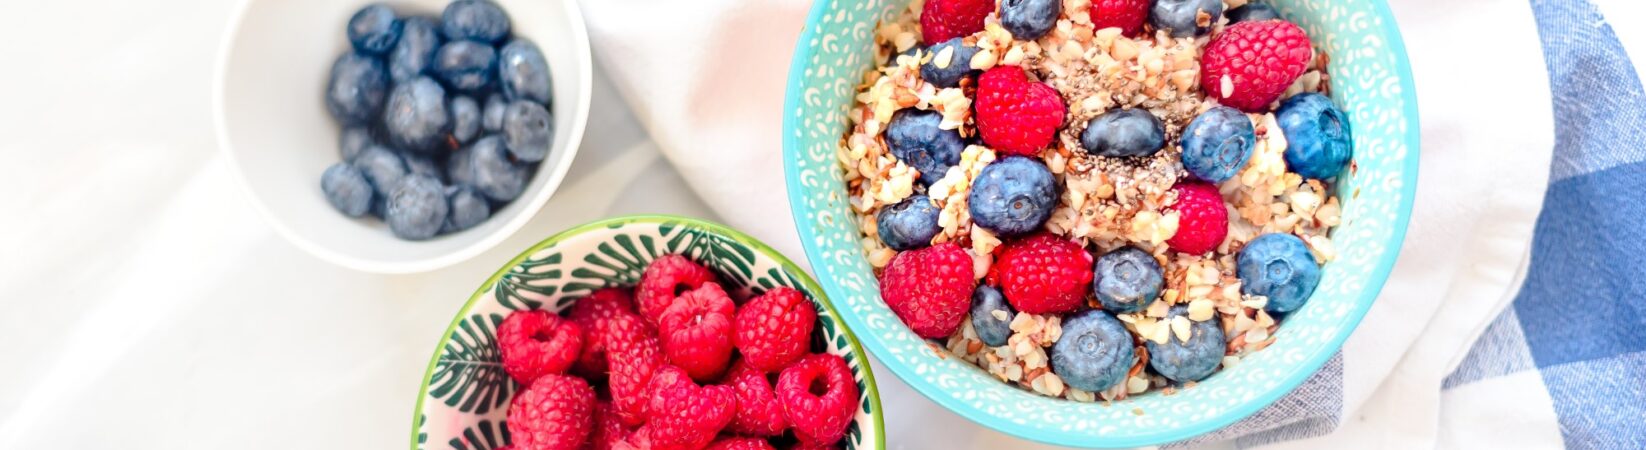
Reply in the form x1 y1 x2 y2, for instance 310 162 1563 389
580 0 1554 448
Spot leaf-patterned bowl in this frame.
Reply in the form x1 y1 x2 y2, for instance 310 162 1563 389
782 0 1419 447
411 215 885 449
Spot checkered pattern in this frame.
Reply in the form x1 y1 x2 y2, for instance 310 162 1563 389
1443 1 1646 449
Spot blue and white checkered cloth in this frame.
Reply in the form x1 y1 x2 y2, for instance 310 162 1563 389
1443 1 1646 448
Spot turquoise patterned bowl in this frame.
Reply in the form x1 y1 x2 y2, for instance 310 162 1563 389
782 1 1418 447
411 216 885 449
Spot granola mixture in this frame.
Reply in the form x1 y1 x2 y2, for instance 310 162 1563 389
839 0 1343 401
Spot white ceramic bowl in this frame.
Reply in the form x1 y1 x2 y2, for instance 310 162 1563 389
214 0 591 273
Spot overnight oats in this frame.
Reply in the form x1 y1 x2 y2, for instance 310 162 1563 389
840 0 1353 402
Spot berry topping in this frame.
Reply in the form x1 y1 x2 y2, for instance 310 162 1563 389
876 194 943 251
1088 0 1151 36
967 156 1058 237
1165 182 1229 255
969 285 1015 347
1079 108 1166 158
1049 310 1135 392
1145 305 1225 383
920 0 992 45
505 374 594 450
722 360 789 436
884 109 966 186
1276 93 1353 180
1091 246 1164 314
975 66 1066 156
989 234 1094 315
920 38 981 88
1201 20 1313 112
1150 0 1225 38
1000 0 1062 40
735 287 817 372
1236 233 1322 314
879 243 975 338
659 282 737 382
498 310 584 384
1180 106 1256 182
637 366 737 450
637 254 718 325
777 354 859 446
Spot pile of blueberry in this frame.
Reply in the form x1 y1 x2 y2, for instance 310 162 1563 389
320 0 554 240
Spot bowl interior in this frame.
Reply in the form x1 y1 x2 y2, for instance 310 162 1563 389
782 0 1419 447
412 216 885 449
216 0 590 273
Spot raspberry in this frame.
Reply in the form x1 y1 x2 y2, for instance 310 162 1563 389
879 243 974 338
707 437 776 450
636 366 737 450
586 401 630 450
606 329 664 426
572 312 649 381
722 359 788 436
975 66 1066 156
777 354 859 446
787 442 839 450
498 310 583 385
637 254 717 325
1166 182 1230 254
505 374 594 450
567 287 636 322
988 234 1094 315
920 0 991 45
734 287 817 372
659 282 736 382
1089 0 1151 36
1200 20 1313 112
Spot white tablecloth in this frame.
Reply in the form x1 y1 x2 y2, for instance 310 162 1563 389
0 0 1600 448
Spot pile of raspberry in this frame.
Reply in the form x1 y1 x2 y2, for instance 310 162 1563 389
497 254 859 450
859 0 1353 399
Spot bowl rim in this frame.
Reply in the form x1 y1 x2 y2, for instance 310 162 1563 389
406 214 888 449
779 1 1421 447
211 0 595 274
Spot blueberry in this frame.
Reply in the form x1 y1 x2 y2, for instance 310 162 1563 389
353 145 407 201
434 40 497 92
441 0 510 44
919 38 981 88
450 95 481 144
347 4 401 55
386 174 450 240
400 151 445 183
498 39 553 104
325 53 389 125
482 94 507 131
502 101 554 162
1092 246 1164 314
1080 108 1165 158
1226 2 1282 24
1151 0 1225 38
1050 310 1136 392
339 126 373 162
321 163 373 217
389 16 443 83
1237 233 1322 314
444 185 491 233
999 0 1061 40
382 76 452 153
969 285 1015 347
459 135 530 202
967 156 1057 237
446 144 476 188
884 109 965 186
1276 93 1353 180
1145 305 1225 383
1180 106 1255 182
876 194 941 251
